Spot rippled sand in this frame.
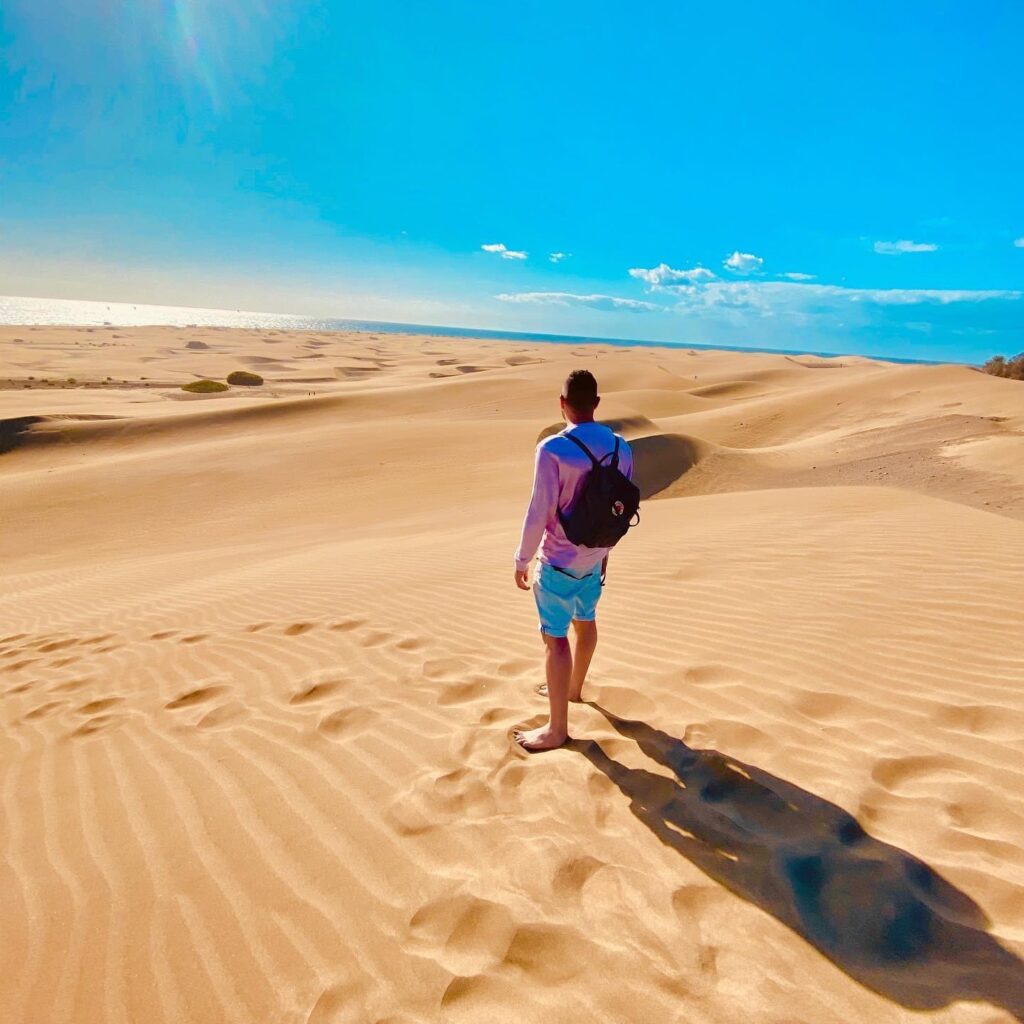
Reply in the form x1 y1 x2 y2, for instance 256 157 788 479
2 324 1023 1024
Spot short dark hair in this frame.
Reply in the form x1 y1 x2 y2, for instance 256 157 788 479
562 369 598 410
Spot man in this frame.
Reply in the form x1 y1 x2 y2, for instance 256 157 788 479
513 369 634 752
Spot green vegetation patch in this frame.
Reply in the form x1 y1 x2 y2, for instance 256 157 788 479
181 379 229 394
226 370 264 387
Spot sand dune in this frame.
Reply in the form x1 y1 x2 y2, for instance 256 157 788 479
2 325 1023 1024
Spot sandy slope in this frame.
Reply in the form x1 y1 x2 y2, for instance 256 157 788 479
1 324 1023 1024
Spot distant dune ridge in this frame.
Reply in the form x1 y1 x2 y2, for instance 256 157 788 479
1 324 1023 1024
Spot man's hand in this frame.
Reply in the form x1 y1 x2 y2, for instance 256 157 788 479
514 567 530 590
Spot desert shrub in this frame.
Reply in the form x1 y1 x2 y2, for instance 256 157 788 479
982 353 1024 380
67 377 76 384
226 370 264 386
181 379 229 394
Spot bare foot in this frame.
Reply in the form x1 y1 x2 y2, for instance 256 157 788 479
536 682 584 703
514 724 568 752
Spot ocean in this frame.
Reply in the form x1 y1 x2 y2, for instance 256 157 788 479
0 294 935 364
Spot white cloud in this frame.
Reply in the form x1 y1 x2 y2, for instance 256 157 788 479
1014 238 1024 248
481 242 528 260
665 280 1019 315
873 240 938 255
548 252 571 263
629 262 716 286
496 291 663 313
723 251 764 274
782 272 816 281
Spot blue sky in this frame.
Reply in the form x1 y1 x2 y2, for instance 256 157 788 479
1 1 1022 361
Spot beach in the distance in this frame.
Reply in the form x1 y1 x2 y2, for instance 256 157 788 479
2 322 1023 1024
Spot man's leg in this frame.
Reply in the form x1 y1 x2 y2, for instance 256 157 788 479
568 618 598 701
515 633 572 752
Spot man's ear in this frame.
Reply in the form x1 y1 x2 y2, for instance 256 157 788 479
593 396 601 409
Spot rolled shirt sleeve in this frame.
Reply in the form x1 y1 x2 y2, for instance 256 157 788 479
514 445 559 571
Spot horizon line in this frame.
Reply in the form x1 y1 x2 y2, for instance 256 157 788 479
0 292 953 367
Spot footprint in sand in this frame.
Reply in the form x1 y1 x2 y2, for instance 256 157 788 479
165 685 225 710
586 772 618 831
150 631 177 640
436 923 585 1003
317 706 377 740
4 659 39 673
496 657 533 678
551 855 605 897
393 636 429 652
38 637 79 653
177 634 208 645
870 754 958 791
437 677 498 707
79 697 122 715
51 678 88 693
408 893 517 975
284 623 315 636
932 703 1024 741
421 656 472 681
196 702 248 730
329 619 366 632
244 623 272 633
289 680 341 705
70 714 122 738
24 701 63 720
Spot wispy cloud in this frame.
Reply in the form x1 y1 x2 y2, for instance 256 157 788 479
627 257 1015 312
481 242 528 260
665 280 1019 313
629 262 716 286
1014 238 1024 248
548 252 571 263
873 240 938 255
723 251 763 273
496 291 662 313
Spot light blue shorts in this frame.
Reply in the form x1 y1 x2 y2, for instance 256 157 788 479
532 561 602 638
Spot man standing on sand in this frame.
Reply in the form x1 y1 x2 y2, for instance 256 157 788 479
513 370 634 752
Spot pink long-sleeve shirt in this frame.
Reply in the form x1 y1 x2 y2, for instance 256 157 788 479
515 422 634 575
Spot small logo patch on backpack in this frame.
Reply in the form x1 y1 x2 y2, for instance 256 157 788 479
612 500 625 517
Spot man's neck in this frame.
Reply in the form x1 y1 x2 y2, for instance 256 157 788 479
565 415 595 427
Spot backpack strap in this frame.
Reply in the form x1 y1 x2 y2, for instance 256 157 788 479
563 431 601 468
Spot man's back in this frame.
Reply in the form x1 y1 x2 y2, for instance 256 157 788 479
515 421 634 576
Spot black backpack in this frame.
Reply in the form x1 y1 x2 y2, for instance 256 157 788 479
557 432 641 548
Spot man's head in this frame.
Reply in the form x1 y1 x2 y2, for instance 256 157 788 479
560 369 600 423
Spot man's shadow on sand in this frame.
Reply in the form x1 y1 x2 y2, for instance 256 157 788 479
571 704 1024 1020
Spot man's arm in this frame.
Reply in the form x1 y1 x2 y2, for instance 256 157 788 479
514 445 559 585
